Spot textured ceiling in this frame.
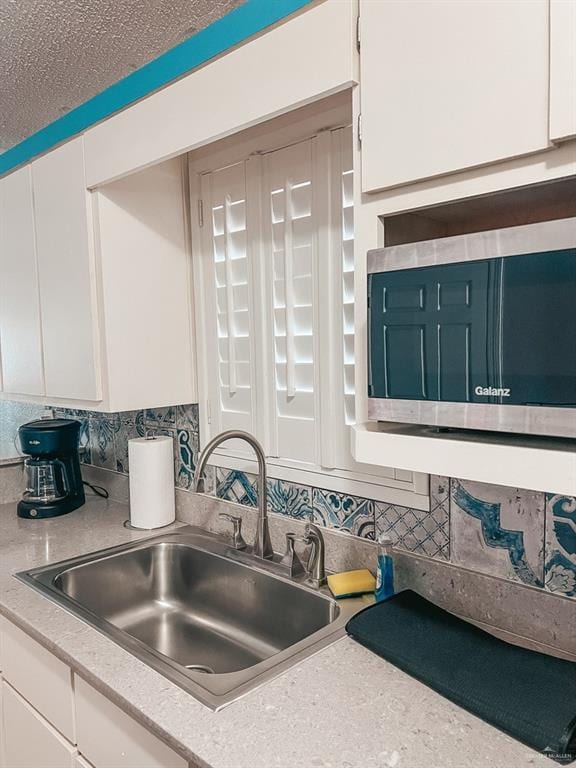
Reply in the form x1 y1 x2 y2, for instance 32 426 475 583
0 0 245 151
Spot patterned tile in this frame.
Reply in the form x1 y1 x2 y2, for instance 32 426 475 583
201 465 217 495
176 403 199 434
450 479 545 587
175 428 196 490
113 411 146 474
545 494 576 599
88 415 118 471
375 486 449 560
267 479 313 519
144 406 177 429
431 474 450 518
312 489 375 540
215 468 258 507
78 417 92 465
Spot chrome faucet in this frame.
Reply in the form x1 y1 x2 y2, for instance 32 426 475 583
193 430 274 560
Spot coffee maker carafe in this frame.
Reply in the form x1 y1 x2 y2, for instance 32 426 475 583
17 419 85 519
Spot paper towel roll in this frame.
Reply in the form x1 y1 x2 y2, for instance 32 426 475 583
128 435 175 529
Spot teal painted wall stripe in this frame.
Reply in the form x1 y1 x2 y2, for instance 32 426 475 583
0 0 314 177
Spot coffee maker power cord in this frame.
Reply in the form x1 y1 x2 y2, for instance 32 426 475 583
83 481 110 499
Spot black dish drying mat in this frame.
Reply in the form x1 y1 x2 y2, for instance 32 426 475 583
346 590 576 764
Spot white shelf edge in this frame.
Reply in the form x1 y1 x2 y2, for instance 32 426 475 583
353 422 576 496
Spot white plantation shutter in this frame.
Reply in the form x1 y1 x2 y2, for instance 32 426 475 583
262 140 319 464
200 162 256 452
196 134 354 469
340 128 356 428
193 125 427 498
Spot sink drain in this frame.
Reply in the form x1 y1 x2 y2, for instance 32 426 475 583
185 664 215 674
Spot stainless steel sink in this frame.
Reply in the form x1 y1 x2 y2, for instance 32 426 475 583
17 527 369 709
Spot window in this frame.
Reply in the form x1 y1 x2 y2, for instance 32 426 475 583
191 124 428 501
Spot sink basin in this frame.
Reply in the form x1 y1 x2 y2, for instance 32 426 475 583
17 527 369 708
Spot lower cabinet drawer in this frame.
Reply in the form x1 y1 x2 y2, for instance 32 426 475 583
1 621 75 741
2 682 77 768
75 677 187 768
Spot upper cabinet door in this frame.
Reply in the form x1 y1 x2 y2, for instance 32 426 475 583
0 166 45 396
32 137 102 401
549 0 576 142
360 0 550 193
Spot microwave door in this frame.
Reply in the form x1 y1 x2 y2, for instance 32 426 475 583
369 260 499 404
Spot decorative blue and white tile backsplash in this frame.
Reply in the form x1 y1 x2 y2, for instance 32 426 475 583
51 403 576 601
375 475 450 560
545 494 576 598
451 480 545 587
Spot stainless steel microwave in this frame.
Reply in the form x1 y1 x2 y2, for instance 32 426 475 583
367 217 576 439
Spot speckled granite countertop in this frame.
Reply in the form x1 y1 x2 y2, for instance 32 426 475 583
0 455 23 466
0 497 555 768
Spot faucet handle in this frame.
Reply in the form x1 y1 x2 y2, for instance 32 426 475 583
303 523 327 588
218 513 247 551
284 531 307 548
280 532 306 577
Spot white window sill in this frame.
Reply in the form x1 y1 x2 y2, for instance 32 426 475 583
206 449 430 511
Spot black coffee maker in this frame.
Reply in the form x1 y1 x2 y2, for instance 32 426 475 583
17 419 85 519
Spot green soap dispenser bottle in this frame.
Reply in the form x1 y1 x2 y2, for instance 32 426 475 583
375 534 395 602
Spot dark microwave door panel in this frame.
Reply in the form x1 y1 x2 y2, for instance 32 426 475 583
368 249 576 408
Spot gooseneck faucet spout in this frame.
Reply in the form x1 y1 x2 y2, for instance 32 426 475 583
193 430 274 560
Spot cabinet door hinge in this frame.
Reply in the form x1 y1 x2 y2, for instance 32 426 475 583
357 113 363 145
356 14 361 52
198 199 204 227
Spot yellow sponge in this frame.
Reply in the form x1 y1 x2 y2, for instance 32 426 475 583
327 569 376 599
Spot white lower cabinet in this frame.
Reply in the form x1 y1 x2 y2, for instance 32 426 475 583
75 677 187 768
2 682 76 768
0 619 189 768
1 620 75 741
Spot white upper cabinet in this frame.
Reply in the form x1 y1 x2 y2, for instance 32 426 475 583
359 0 551 193
0 166 45 396
550 0 576 142
32 138 102 401
94 157 196 412
0 144 195 411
